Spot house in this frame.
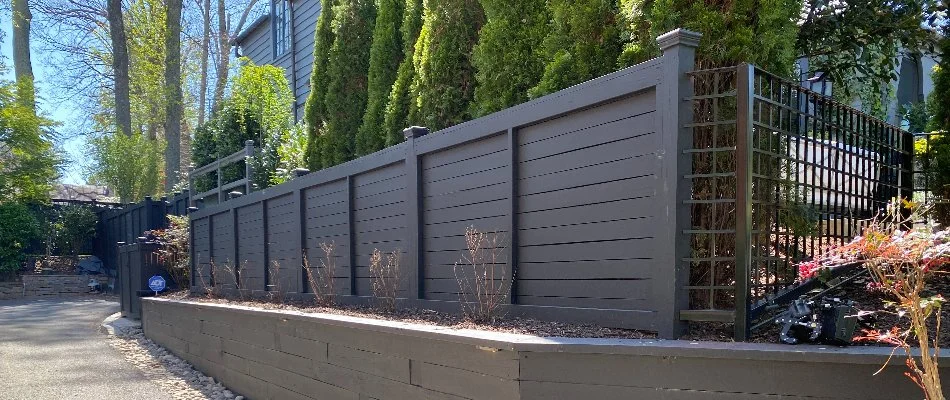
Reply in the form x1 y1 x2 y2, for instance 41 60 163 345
233 0 321 121
235 0 937 130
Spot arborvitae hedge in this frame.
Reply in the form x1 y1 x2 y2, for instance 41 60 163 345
624 0 799 74
319 0 376 167
381 0 423 146
303 0 335 171
529 0 623 99
470 0 549 116
355 0 405 156
409 0 485 131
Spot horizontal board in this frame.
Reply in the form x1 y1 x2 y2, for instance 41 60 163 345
423 149 508 183
304 181 347 201
422 133 506 170
520 113 656 163
423 215 508 238
517 279 650 299
424 198 509 225
516 295 652 310
519 132 657 179
423 181 508 211
518 94 655 146
519 179 656 215
353 203 405 223
353 164 405 188
519 217 656 247
516 259 654 280
519 238 656 263
519 155 657 196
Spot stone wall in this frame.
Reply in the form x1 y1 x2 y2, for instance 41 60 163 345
0 282 22 300
142 298 949 400
5 275 110 298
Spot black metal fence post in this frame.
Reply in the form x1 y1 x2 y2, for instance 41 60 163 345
734 64 755 341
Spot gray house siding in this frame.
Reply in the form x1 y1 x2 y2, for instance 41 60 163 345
236 0 321 121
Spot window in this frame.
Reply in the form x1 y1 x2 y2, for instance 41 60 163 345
273 0 290 57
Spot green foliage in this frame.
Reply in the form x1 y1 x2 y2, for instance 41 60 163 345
621 0 799 74
381 0 424 146
528 0 622 98
356 0 406 156
0 202 41 278
89 132 163 203
319 0 377 167
153 215 190 289
0 78 59 205
798 0 939 100
272 122 309 185
410 0 485 131
51 204 98 261
191 61 294 191
304 0 337 170
470 0 549 116
929 27 950 133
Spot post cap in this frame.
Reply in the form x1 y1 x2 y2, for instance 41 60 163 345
656 28 702 51
229 191 243 199
245 140 255 147
292 168 310 177
403 126 429 139
188 206 199 212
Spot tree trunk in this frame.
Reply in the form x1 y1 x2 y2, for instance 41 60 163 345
164 0 184 192
11 0 33 84
198 0 211 126
107 0 133 137
211 0 229 117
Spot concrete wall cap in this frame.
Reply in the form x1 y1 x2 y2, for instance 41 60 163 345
656 28 702 51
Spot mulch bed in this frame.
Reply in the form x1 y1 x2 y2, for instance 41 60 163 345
682 271 950 346
165 291 656 339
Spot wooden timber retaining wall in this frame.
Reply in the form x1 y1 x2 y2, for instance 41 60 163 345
189 30 702 337
143 298 950 400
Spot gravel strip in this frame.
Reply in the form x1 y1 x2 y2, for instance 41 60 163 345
107 328 242 400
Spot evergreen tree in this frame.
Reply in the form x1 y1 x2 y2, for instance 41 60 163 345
470 0 549 116
355 0 406 156
529 0 623 98
409 0 485 131
381 0 423 146
620 0 799 75
303 0 336 170
320 0 376 167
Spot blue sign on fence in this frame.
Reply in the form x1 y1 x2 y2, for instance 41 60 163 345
148 275 166 294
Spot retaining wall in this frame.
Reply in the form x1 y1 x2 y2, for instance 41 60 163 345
143 298 949 400
0 282 22 300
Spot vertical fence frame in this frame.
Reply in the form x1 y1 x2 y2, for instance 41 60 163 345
734 64 755 340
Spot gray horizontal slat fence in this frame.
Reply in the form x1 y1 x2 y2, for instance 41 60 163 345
190 30 701 336
96 192 191 279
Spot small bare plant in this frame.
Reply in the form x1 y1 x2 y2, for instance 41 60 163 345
454 226 511 323
304 242 337 306
197 259 215 298
267 260 283 303
370 248 401 312
220 261 245 301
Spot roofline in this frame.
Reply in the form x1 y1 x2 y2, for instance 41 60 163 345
233 13 271 46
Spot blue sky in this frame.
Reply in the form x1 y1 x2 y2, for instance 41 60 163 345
1 15 87 185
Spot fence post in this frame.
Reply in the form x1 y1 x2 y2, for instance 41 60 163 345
245 140 255 195
404 126 428 300
734 63 756 341
347 175 357 295
655 28 700 339
507 127 519 304
188 166 195 208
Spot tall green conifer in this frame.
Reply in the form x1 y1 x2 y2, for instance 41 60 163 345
320 0 376 167
529 0 623 98
470 0 549 116
381 0 423 146
408 0 484 131
303 0 336 170
355 0 406 156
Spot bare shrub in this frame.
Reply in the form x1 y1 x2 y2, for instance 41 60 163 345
370 248 401 312
454 226 511 323
196 258 215 298
267 260 283 303
220 261 245 301
304 242 337 305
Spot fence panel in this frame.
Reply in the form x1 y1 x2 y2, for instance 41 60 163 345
189 30 702 335
684 65 914 339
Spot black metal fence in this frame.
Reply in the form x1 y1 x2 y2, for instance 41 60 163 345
684 64 914 339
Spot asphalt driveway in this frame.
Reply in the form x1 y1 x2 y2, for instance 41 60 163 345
0 296 166 400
